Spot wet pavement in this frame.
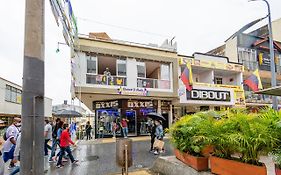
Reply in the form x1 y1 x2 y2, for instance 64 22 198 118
45 139 173 175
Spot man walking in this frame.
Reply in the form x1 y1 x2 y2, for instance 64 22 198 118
49 118 60 162
85 121 92 140
44 120 52 156
3 117 21 169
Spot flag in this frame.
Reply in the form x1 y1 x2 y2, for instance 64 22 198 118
244 69 263 92
181 63 193 91
258 53 263 65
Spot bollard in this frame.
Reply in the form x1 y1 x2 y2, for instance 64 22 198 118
116 138 133 172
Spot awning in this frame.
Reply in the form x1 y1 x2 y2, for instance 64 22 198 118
256 86 281 96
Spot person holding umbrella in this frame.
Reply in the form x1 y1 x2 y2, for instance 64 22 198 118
153 120 164 155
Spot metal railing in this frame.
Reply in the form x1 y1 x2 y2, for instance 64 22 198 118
137 78 170 89
245 91 281 104
86 74 127 86
242 60 281 73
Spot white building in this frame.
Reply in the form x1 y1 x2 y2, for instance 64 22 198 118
0 77 52 127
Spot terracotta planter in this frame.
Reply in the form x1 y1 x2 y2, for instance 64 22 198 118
210 156 267 175
275 164 281 175
174 149 208 171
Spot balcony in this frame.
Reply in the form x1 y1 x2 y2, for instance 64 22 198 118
245 91 281 104
86 74 127 86
242 60 281 73
137 78 170 89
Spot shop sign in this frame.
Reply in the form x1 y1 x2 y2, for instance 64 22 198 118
94 100 119 109
118 87 148 96
186 89 231 102
127 101 153 108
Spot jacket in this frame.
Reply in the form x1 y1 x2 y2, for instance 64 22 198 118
60 129 74 147
155 125 164 139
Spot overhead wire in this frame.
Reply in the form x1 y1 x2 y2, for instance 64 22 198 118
77 17 173 38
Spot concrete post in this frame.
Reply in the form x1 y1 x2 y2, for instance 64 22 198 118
21 0 45 174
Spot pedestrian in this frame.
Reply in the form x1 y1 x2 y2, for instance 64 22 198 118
3 117 21 169
44 119 52 156
153 120 164 155
85 121 92 140
70 122 77 141
150 120 156 152
121 118 129 138
56 124 78 168
98 122 104 139
49 118 61 162
112 120 118 138
9 132 21 175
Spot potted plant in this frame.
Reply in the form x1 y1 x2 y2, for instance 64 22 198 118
170 111 217 171
209 108 281 175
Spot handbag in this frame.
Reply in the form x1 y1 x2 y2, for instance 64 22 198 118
153 139 165 150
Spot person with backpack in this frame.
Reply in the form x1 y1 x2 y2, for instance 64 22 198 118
3 117 21 169
153 120 164 155
56 124 78 168
49 118 61 162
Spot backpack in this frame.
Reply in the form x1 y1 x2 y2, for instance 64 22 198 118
3 131 7 141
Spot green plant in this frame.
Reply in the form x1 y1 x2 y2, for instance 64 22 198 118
169 111 217 156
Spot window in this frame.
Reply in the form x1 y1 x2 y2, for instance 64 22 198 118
238 47 257 70
5 85 22 104
160 64 170 80
214 77 223 84
117 59 127 76
87 56 97 74
137 62 146 78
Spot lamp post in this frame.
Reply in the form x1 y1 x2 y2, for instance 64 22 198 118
249 0 278 110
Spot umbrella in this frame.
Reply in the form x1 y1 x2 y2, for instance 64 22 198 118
146 112 166 121
54 110 82 118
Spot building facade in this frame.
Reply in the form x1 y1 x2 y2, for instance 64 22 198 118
174 53 245 117
0 77 52 127
72 33 178 137
208 19 281 110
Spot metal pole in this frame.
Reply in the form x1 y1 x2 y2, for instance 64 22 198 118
21 0 45 174
125 144 128 175
264 0 278 110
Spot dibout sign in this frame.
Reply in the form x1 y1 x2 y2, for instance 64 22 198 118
187 89 231 102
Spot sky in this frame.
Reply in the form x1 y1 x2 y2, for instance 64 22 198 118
0 0 281 106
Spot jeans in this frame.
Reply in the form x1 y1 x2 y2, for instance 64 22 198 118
9 166 20 175
86 131 91 140
98 131 104 138
49 139 58 160
122 127 128 138
57 146 75 166
44 139 52 156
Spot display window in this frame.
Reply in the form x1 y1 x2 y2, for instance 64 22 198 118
96 109 121 137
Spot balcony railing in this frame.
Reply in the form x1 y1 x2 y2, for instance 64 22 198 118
194 82 242 90
245 91 281 104
137 78 170 89
86 74 127 86
242 60 281 73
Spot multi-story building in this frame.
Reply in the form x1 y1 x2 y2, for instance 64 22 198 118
72 33 178 137
0 77 52 127
174 53 245 117
208 18 281 109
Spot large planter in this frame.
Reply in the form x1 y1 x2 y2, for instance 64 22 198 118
275 164 281 175
174 149 208 171
201 145 214 157
210 156 267 175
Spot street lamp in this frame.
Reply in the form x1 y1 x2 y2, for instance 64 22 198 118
249 0 278 110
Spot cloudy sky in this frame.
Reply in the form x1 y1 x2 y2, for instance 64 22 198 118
0 0 281 106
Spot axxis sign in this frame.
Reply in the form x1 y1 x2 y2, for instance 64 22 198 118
94 100 119 109
186 89 231 102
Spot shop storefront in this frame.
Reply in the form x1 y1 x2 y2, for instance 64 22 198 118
93 99 170 138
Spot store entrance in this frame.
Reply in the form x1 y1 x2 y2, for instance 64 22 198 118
126 110 137 136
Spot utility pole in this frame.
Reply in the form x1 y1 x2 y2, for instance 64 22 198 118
249 0 278 110
21 0 45 174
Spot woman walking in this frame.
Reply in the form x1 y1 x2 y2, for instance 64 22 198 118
56 124 78 168
153 120 164 155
